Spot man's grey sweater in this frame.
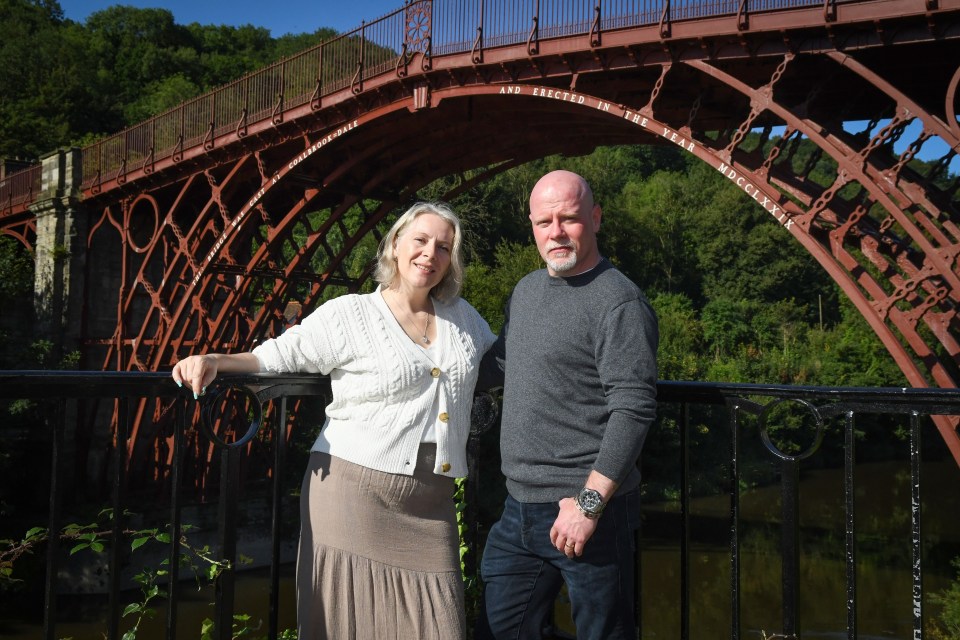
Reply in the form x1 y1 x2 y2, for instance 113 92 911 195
484 259 659 503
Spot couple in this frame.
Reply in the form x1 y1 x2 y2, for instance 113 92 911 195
172 170 659 640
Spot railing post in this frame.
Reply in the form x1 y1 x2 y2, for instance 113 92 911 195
268 398 288 640
204 93 216 150
844 411 858 640
42 399 65 640
311 43 324 110
590 0 602 47
910 411 923 639
737 0 749 30
272 61 286 125
145 117 156 174
106 398 129 640
173 108 184 162
729 399 743 640
527 0 540 55
214 445 240 639
165 400 186 640
472 0 485 64
659 0 671 39
680 402 691 640
781 455 801 638
352 21 366 94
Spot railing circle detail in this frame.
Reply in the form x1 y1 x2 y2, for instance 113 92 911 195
757 397 826 461
198 384 265 448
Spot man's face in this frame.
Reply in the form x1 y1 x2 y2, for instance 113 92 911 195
528 178 602 277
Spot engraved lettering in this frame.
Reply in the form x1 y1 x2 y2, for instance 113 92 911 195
716 162 792 229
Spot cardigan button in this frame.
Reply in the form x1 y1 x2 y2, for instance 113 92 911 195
430 367 441 378
441 463 451 473
438 412 449 423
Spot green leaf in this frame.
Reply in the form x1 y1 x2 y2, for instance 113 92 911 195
155 533 171 543
89 542 105 553
69 543 89 555
131 537 150 551
122 603 142 617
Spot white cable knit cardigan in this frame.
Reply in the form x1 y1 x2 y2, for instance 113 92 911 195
252 289 496 478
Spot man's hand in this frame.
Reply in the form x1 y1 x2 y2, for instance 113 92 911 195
549 470 618 558
550 497 598 558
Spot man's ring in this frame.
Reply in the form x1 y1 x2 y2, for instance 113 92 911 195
565 542 575 548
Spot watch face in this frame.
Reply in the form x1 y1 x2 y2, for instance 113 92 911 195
579 488 603 512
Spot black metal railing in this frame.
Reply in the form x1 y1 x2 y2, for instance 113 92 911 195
1 371 958 639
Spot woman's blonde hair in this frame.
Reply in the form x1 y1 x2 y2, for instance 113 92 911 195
373 202 464 301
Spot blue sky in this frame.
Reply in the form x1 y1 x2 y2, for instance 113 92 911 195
60 0 403 36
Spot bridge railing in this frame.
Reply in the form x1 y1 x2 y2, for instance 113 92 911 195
0 164 41 217
1 371 957 639
68 0 862 195
0 0 887 212
0 0 876 209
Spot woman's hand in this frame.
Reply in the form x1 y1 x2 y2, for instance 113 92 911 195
172 355 219 399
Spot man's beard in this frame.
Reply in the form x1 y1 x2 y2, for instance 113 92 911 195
545 241 577 273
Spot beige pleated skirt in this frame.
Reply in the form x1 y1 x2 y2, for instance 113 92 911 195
296 445 465 640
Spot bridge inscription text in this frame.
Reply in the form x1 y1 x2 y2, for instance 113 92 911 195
501 85 792 230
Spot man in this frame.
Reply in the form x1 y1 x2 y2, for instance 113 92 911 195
475 169 659 640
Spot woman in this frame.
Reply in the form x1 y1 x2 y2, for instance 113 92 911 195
172 202 496 639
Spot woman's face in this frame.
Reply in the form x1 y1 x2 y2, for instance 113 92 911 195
392 213 454 293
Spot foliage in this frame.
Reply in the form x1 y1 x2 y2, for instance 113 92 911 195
929 557 960 640
462 241 542 333
0 510 300 639
0 236 33 301
0 0 332 158
454 477 481 629
649 292 703 380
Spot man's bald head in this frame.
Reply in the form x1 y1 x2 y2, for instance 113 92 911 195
528 170 602 277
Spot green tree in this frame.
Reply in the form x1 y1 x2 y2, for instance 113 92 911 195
0 0 101 156
650 292 704 380
84 7 195 125
616 167 704 296
462 241 542 333
803 297 906 387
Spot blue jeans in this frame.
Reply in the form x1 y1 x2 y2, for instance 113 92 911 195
475 490 641 640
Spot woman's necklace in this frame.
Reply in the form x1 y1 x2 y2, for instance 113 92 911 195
407 306 431 344
389 289 433 344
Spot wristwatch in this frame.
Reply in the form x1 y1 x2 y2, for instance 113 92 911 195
575 487 605 519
